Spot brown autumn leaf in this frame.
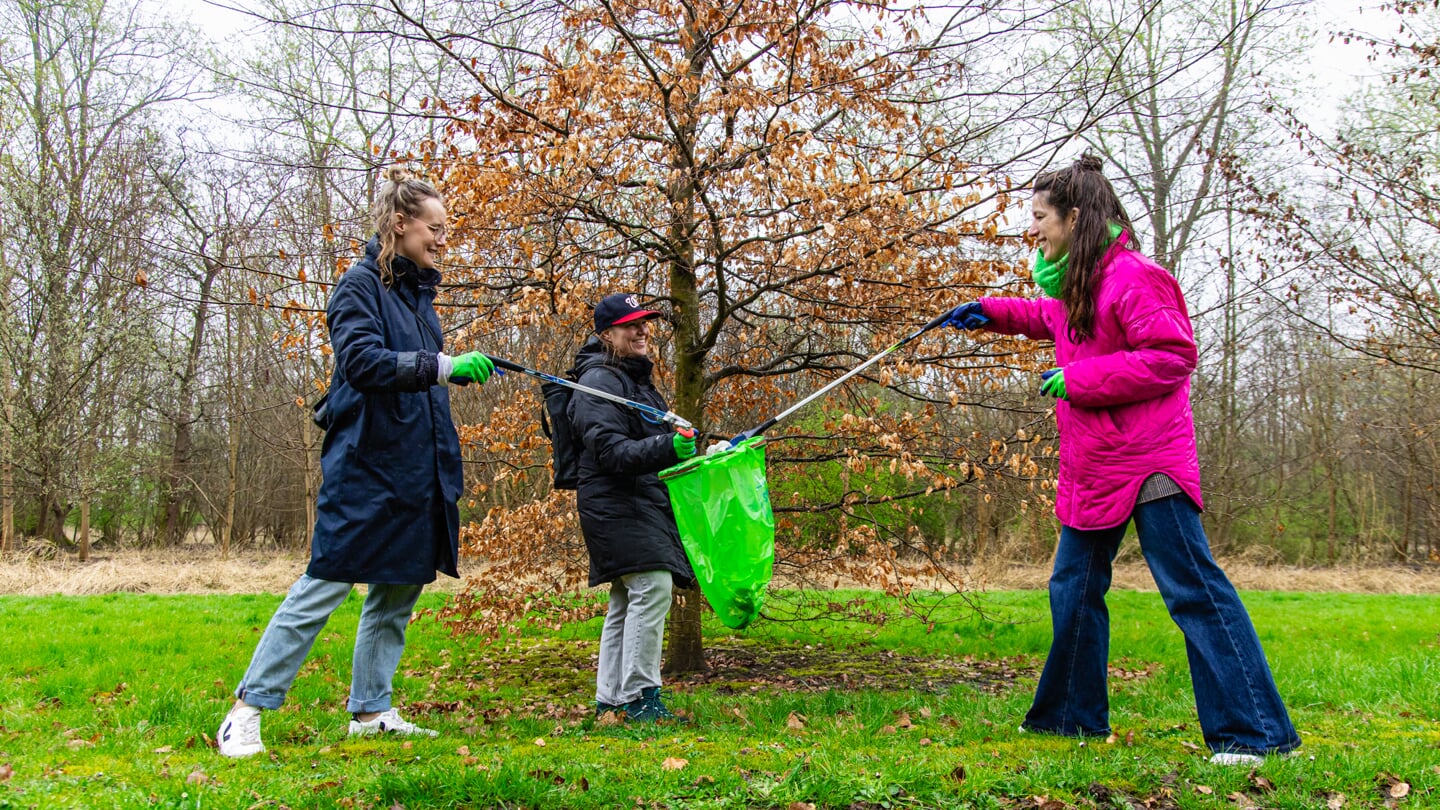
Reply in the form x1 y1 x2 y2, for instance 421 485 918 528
1389 781 1410 799
1236 787 1263 800
895 711 913 729
947 764 966 784
1326 793 1346 809
661 757 687 771
786 712 806 731
879 724 897 735
1249 773 1275 792
787 803 816 810
185 769 208 785
0 763 12 781
1195 784 1213 795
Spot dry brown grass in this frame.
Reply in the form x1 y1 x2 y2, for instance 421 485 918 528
1 546 1437 596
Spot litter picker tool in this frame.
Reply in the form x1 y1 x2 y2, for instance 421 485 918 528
729 309 954 443
485 356 695 434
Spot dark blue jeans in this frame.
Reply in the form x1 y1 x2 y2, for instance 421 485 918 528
1022 495 1301 755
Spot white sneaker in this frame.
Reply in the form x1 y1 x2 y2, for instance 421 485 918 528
217 705 265 758
347 708 437 738
1209 751 1265 766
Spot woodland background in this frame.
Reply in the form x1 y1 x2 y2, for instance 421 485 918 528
2 0 1438 665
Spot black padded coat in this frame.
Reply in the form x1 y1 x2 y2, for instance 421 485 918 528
568 338 696 589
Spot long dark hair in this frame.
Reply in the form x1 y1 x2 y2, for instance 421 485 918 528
1033 154 1136 341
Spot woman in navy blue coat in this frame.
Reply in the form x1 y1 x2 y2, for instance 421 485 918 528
216 168 495 757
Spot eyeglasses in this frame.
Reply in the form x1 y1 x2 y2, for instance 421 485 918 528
402 214 447 238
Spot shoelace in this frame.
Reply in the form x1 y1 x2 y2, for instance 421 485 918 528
232 710 261 743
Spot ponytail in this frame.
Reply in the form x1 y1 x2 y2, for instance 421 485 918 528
370 167 443 286
1033 154 1136 341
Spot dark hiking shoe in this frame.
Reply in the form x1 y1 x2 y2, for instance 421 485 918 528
624 687 688 723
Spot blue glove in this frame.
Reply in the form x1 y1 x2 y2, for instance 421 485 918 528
1039 368 1067 400
943 301 989 330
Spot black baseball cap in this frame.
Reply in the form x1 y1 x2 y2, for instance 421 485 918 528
593 293 662 333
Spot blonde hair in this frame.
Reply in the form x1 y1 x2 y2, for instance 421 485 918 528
370 166 443 285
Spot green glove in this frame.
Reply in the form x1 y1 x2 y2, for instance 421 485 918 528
449 352 494 386
1039 368 1067 400
672 429 696 459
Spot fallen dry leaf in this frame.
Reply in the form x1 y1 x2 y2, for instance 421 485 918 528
0 763 12 781
533 738 546 747
1229 790 1259 809
879 724 897 735
186 769 208 786
1390 781 1410 799
1326 793 1346 809
787 803 816 810
1195 784 1213 795
662 757 687 771
786 712 806 731
152 746 172 754
947 764 966 784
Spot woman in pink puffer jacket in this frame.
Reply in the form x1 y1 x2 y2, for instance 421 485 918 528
944 155 1299 765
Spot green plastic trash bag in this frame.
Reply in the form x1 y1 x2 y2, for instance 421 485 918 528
659 437 774 629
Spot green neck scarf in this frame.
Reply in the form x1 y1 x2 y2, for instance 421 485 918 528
1032 222 1123 298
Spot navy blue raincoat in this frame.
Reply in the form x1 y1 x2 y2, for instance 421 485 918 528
568 338 695 589
308 237 463 584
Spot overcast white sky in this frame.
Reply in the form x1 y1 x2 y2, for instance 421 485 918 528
167 0 1396 129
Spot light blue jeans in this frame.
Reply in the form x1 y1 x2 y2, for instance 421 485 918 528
595 570 673 706
233 574 424 713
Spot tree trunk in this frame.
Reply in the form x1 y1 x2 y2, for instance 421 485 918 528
661 11 710 674
2 392 12 553
78 499 90 562
663 587 707 674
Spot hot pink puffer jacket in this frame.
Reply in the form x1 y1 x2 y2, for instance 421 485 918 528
980 233 1202 530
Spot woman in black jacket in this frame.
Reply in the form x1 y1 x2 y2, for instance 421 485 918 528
216 168 496 757
569 293 697 722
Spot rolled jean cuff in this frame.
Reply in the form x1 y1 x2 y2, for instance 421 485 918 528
234 686 285 711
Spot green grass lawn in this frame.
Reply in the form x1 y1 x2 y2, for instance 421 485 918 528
0 587 1436 809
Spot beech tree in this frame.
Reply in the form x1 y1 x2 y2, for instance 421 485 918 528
326 0 1123 670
